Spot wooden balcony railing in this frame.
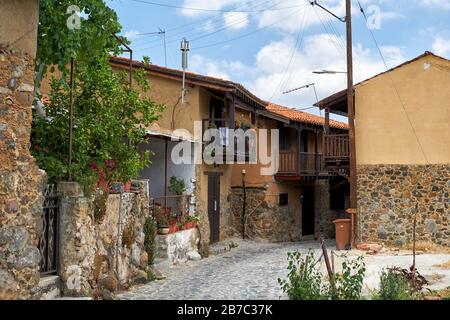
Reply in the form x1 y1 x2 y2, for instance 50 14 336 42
202 118 251 161
279 151 298 174
278 152 325 176
324 134 349 163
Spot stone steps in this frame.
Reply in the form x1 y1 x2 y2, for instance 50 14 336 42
36 275 61 300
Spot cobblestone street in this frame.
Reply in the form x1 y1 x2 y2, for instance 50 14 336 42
118 240 317 300
118 239 450 300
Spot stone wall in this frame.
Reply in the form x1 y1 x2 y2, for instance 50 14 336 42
57 182 149 297
155 228 201 265
357 164 450 247
0 0 44 300
315 180 340 239
230 187 302 242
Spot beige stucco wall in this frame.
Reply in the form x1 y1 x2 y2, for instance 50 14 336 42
0 0 39 58
355 55 450 165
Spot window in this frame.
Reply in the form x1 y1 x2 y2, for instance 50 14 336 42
279 125 291 151
279 193 289 206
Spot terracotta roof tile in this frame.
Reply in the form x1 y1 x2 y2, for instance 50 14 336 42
266 103 348 130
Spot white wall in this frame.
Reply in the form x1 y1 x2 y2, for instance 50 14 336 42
139 137 196 200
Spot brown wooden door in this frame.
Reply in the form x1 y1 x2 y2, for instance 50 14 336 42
207 174 221 243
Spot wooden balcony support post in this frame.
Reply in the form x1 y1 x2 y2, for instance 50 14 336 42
297 125 303 175
314 128 319 175
228 95 236 129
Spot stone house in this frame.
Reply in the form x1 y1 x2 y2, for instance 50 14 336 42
316 51 450 247
109 57 288 252
109 57 350 249
230 103 349 242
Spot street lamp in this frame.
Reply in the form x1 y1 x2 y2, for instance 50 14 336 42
312 70 347 74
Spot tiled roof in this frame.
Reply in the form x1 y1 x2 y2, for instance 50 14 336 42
266 103 348 130
110 56 347 130
110 56 267 109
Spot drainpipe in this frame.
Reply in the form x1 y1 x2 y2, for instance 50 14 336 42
241 169 246 239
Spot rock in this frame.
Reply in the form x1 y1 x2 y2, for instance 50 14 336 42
99 275 118 292
132 270 148 285
0 86 12 95
0 227 29 252
147 266 165 280
7 78 17 90
102 289 115 300
187 251 201 261
228 240 239 249
17 83 33 92
139 252 148 267
0 269 18 300
8 246 40 270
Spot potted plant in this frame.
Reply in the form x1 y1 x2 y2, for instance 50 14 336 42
182 214 200 230
168 176 187 216
155 207 170 235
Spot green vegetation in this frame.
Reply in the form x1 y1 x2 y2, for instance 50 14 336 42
143 216 157 265
372 268 420 300
32 1 164 192
279 251 366 300
278 250 324 300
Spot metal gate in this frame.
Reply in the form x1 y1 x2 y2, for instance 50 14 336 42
38 184 59 275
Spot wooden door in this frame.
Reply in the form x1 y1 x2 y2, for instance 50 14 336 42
207 174 221 243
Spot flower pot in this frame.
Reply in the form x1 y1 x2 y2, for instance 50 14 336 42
183 221 196 230
158 227 169 235
168 224 179 234
124 180 131 193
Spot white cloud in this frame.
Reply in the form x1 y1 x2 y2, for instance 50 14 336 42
223 12 249 30
420 0 450 10
124 29 141 40
258 0 346 33
190 33 406 116
180 0 243 17
432 36 450 56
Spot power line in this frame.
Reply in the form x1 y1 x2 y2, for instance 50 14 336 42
190 7 305 51
357 0 429 164
133 0 283 50
268 6 309 102
130 0 305 13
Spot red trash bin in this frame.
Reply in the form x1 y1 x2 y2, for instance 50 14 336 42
333 219 351 250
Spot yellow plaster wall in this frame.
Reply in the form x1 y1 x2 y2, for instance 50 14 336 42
355 55 450 165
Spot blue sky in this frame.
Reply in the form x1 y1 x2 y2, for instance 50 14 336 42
107 0 450 116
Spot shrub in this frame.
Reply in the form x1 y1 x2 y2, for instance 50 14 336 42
144 215 157 265
278 250 326 300
332 255 366 300
373 268 417 300
279 251 367 300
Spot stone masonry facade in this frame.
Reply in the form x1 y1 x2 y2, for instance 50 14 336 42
0 3 45 298
58 182 150 298
230 181 338 242
357 164 450 247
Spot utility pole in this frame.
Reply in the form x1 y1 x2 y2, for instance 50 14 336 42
310 0 357 208
346 0 357 210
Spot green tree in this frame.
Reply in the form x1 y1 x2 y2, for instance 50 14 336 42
32 1 164 192
35 0 124 99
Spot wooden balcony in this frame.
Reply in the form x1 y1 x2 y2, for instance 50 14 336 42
324 134 349 164
202 118 250 162
277 152 327 178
